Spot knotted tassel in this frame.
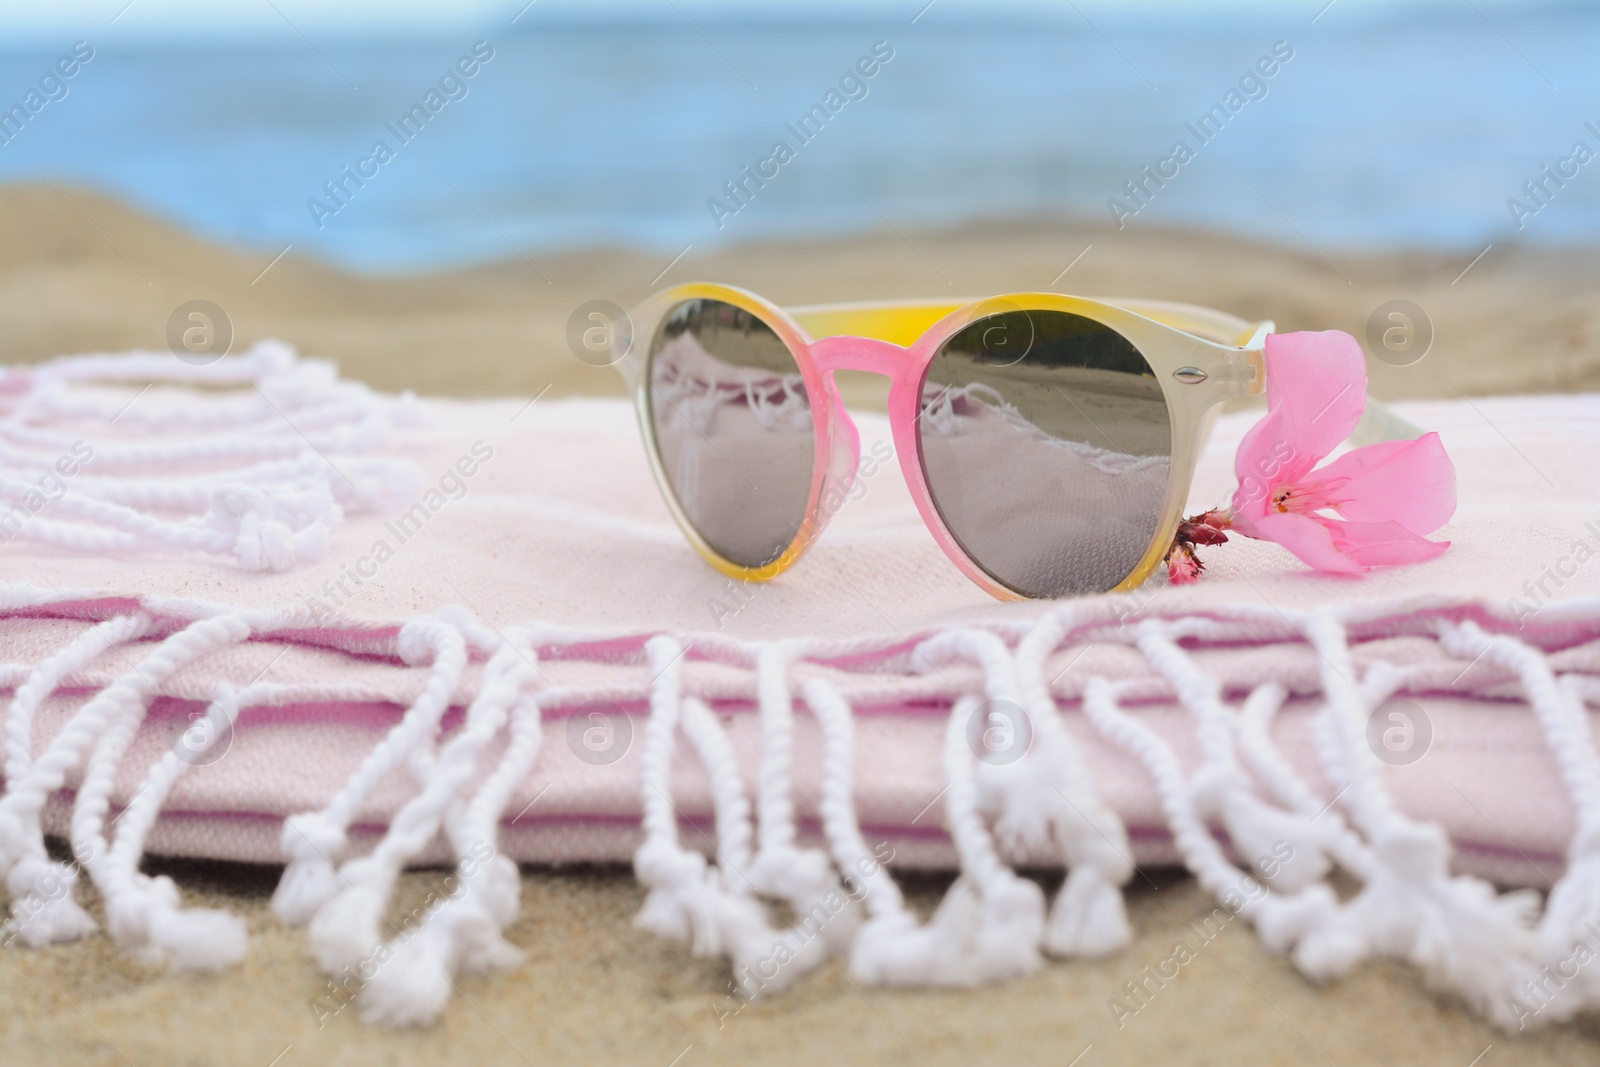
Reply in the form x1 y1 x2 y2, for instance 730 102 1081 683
1531 844 1600 1013
631 641 784 976
1049 858 1133 960
0 612 154 945
801 675 923 983
69 614 260 960
273 617 468 927
1079 675 1349 977
743 642 860 979
314 630 536 996
309 856 391 974
358 892 524 1029
1188 767 1332 894
380 668 550 1017
633 637 711 945
1138 620 1334 893
1431 625 1600 1024
95 682 269 970
633 836 715 945
358 663 545 1027
678 695 813 991
849 691 1045 987
272 811 348 926
1340 822 1542 1030
852 874 1045 988
102 872 248 972
4 856 97 947
1012 611 1134 958
1306 617 1540 1028
1233 681 1381 981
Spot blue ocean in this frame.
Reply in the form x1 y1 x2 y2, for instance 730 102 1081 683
1 3 1596 272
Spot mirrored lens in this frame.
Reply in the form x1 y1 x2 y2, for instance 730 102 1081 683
917 309 1172 598
648 299 815 569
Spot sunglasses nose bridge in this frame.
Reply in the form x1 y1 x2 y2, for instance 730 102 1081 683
805 335 913 380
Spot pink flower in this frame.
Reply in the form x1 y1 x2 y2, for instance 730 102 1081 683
1167 549 1203 585
1226 330 1455 576
1164 510 1229 584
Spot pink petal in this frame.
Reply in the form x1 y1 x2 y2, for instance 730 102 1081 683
1294 431 1457 535
1231 405 1291 519
1261 331 1369 480
1168 553 1202 585
1324 518 1452 567
1233 509 1450 574
1229 509 1364 575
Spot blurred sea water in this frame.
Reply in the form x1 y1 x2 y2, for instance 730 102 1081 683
0 4 1596 272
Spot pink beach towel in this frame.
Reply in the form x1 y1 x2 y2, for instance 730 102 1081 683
1 343 1598 1030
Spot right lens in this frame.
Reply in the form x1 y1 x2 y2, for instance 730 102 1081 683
647 299 816 569
916 308 1173 598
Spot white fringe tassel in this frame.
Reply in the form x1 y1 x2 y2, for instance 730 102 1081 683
0 341 422 572
2 583 1600 1035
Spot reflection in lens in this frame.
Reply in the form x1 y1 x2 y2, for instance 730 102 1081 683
648 299 814 568
917 309 1172 598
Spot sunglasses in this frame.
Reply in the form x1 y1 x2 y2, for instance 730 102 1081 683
614 283 1273 601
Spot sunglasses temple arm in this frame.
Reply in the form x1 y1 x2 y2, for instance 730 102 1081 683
1219 319 1273 399
1350 397 1429 445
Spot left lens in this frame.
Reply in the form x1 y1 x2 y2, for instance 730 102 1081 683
916 308 1172 598
647 298 815 569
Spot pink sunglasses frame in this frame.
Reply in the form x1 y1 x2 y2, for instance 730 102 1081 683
616 282 1272 601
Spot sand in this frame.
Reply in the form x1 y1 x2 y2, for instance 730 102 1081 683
6 858 1600 1067
3 184 1597 408
2 183 1599 1065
